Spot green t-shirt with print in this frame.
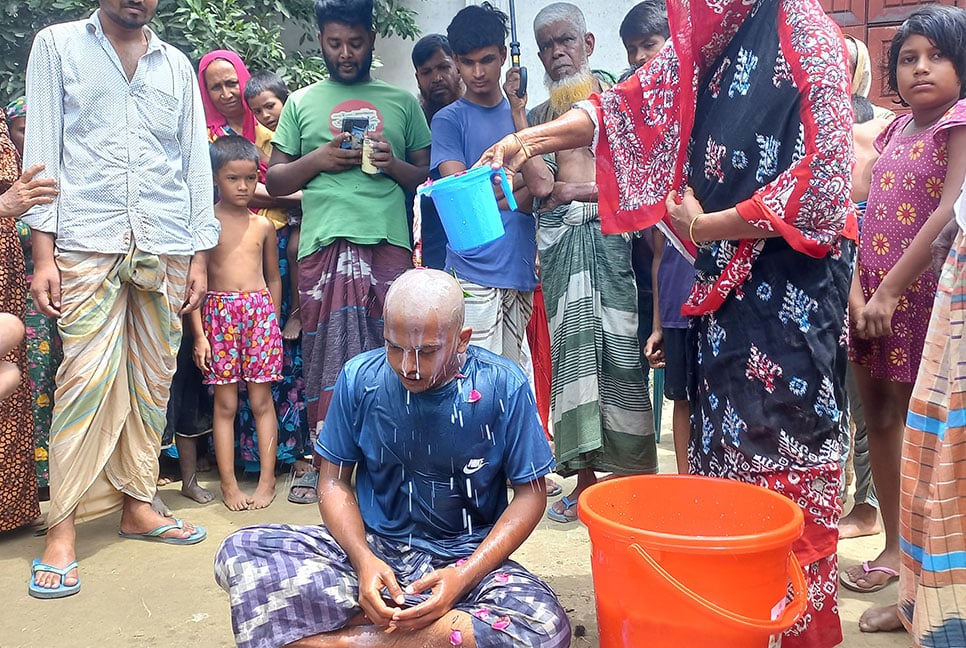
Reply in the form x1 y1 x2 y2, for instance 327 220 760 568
272 79 432 259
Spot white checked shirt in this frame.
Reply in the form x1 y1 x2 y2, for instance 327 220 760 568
21 11 219 255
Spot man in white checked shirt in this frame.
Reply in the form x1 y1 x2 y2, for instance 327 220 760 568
21 0 219 600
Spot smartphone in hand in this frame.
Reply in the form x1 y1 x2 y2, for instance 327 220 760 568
341 117 369 150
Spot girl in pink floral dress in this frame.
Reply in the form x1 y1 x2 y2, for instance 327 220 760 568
845 4 966 596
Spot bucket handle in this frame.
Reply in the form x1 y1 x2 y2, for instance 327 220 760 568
492 167 518 211
628 543 807 633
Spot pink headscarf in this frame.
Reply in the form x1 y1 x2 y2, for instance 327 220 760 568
198 50 257 143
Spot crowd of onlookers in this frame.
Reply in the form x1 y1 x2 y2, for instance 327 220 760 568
1 0 965 646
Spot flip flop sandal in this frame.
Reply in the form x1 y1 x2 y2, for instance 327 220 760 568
839 560 899 593
28 559 81 599
546 496 579 524
546 478 563 497
287 469 319 504
118 517 207 545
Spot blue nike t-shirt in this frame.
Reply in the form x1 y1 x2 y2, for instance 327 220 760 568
316 345 554 559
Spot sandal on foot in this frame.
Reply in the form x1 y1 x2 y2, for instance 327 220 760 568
546 496 579 524
840 561 899 593
28 559 81 599
546 478 563 498
118 517 207 545
287 469 319 504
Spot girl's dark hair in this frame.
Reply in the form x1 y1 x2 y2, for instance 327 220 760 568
888 4 966 101
619 0 670 43
314 0 373 33
244 70 290 104
412 34 453 69
446 2 508 56
210 135 260 175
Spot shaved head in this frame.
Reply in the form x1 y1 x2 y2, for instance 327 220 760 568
385 268 465 330
384 269 472 393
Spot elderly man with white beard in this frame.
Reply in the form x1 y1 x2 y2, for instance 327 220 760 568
524 3 657 525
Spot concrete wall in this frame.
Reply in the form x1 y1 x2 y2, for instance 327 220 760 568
363 0 643 107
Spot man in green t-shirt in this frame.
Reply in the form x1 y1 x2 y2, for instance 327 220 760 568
266 0 431 504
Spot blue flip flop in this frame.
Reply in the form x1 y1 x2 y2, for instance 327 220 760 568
118 517 207 545
546 496 579 523
28 558 81 599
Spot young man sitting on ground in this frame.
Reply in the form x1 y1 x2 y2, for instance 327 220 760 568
214 268 571 648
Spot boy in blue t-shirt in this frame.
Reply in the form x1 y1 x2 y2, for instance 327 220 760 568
214 269 571 648
430 3 552 369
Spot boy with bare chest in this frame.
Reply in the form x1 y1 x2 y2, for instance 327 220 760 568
191 135 282 511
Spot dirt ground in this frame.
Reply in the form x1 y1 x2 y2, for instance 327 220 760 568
1 410 913 648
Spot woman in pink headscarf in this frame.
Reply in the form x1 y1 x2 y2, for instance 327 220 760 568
199 50 261 144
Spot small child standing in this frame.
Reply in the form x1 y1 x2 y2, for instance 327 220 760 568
192 135 283 511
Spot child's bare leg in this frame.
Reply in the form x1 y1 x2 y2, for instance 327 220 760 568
213 383 249 510
177 434 213 504
0 361 21 401
0 313 24 400
282 226 302 341
248 381 277 509
672 399 690 474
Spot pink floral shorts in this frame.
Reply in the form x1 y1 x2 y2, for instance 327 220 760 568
202 289 282 385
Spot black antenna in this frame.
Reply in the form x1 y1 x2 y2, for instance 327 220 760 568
508 0 527 98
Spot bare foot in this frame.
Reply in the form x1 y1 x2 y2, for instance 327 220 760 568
181 474 214 504
157 475 176 487
34 525 78 592
151 492 172 517
250 476 277 509
859 604 905 633
839 503 881 539
282 314 302 341
222 483 251 511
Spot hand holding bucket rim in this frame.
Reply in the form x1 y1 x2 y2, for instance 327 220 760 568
474 132 531 184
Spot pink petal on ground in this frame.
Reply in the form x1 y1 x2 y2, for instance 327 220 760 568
494 572 509 583
449 629 463 646
492 616 511 631
455 558 468 567
474 608 491 619
467 389 482 403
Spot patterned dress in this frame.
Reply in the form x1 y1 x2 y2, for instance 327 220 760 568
850 100 966 382
588 0 856 646
16 220 62 490
0 113 40 531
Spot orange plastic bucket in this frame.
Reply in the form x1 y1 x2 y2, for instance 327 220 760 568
577 475 807 648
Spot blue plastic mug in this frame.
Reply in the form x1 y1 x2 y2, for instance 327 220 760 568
417 166 517 250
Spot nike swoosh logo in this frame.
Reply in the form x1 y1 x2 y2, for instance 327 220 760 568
463 459 486 475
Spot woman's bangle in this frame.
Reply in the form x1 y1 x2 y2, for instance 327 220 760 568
512 133 533 160
688 215 701 247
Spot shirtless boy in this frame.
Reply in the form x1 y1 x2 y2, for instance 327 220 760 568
191 135 283 510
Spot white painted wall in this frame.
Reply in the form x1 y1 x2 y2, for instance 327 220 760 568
364 0 643 106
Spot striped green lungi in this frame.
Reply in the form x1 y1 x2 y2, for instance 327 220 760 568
48 247 188 526
537 201 656 475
